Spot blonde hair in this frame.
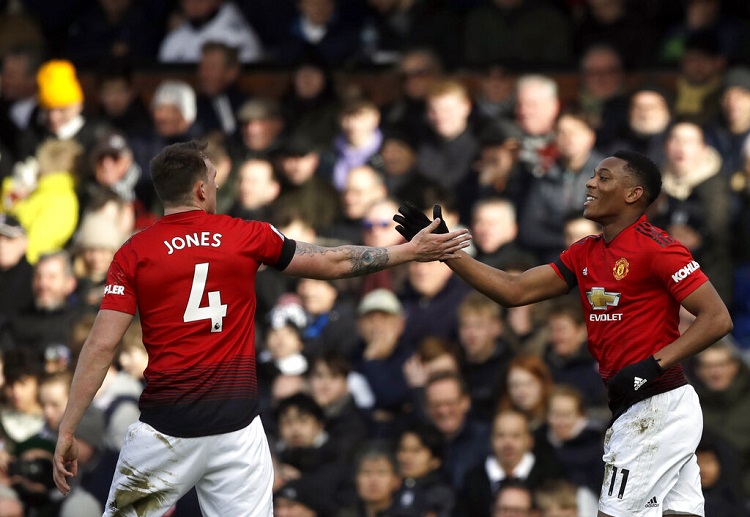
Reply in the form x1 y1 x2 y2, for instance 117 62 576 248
36 138 83 176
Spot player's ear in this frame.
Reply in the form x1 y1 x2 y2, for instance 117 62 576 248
625 185 644 205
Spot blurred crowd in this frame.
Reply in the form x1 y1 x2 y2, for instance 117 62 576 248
0 0 749 515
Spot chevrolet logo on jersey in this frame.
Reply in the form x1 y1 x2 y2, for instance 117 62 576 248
587 287 621 310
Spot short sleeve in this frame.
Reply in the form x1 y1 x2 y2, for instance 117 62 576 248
100 243 138 315
651 243 709 302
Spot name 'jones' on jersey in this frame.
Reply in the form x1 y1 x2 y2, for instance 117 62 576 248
163 231 223 254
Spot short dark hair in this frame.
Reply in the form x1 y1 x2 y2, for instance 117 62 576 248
398 420 445 460
150 141 208 206
611 149 662 205
275 392 325 423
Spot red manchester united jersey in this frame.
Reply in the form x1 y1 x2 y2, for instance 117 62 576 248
551 215 708 396
101 210 295 437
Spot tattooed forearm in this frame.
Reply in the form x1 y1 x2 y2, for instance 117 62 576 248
347 246 389 276
294 242 390 277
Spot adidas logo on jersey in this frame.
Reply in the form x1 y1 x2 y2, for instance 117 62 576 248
633 377 647 390
645 496 658 508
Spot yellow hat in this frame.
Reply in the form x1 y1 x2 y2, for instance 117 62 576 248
37 60 83 109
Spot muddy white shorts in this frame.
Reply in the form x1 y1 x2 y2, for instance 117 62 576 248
104 416 273 517
599 384 704 517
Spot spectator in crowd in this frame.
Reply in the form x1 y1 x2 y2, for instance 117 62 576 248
17 59 106 162
326 98 384 192
0 251 80 357
273 392 349 507
131 79 202 210
194 41 248 136
0 215 33 331
116 319 147 386
390 420 455 517
80 131 141 218
705 66 750 176
422 370 490 488
335 440 401 517
542 297 608 414
456 408 566 517
71 213 127 313
672 30 727 125
492 479 535 517
471 198 537 270
324 165 388 245
498 354 555 432
0 349 44 452
280 51 341 150
534 385 606 496
534 478 598 517
92 62 151 140
463 0 572 68
416 79 478 191
269 0 363 67
230 96 287 163
519 108 605 263
63 0 162 64
360 0 459 68
607 84 672 165
574 0 659 68
202 131 236 215
399 258 470 347
514 74 561 179
379 129 435 208
456 120 527 223
275 134 341 232
358 197 411 296
273 476 339 517
158 0 263 64
690 336 750 497
352 288 412 439
695 431 746 516
0 44 43 164
457 291 514 423
296 276 359 360
472 63 516 123
226 157 281 221
577 43 629 150
258 297 310 394
651 119 732 303
402 337 463 416
2 138 81 265
658 0 746 64
380 47 444 142
307 351 368 463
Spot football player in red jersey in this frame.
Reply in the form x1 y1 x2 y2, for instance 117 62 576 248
52 141 471 516
394 150 732 517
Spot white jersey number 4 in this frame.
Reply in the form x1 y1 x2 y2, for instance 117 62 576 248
183 262 227 332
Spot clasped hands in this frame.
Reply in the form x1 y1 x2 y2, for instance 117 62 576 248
393 203 469 261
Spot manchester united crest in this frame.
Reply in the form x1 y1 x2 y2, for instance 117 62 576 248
613 258 629 280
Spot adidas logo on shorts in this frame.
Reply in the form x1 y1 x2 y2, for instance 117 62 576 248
633 377 647 390
645 496 658 508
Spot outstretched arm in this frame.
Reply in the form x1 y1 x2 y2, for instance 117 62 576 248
283 219 471 279
654 281 733 369
53 309 133 495
445 250 570 306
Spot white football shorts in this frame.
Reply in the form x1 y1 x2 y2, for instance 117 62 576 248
104 416 274 517
599 384 704 517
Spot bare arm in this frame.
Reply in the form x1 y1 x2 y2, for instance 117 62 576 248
53 309 134 495
445 251 570 306
654 281 733 370
283 219 471 279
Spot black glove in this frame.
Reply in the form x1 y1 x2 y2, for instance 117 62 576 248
393 203 449 242
607 355 663 423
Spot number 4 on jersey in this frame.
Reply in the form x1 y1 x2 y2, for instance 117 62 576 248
184 263 227 332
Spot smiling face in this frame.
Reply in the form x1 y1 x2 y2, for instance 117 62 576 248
583 156 641 226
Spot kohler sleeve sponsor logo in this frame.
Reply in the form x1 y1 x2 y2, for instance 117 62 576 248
671 260 700 283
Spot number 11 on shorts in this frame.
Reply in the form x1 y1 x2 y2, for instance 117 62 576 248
606 464 630 499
